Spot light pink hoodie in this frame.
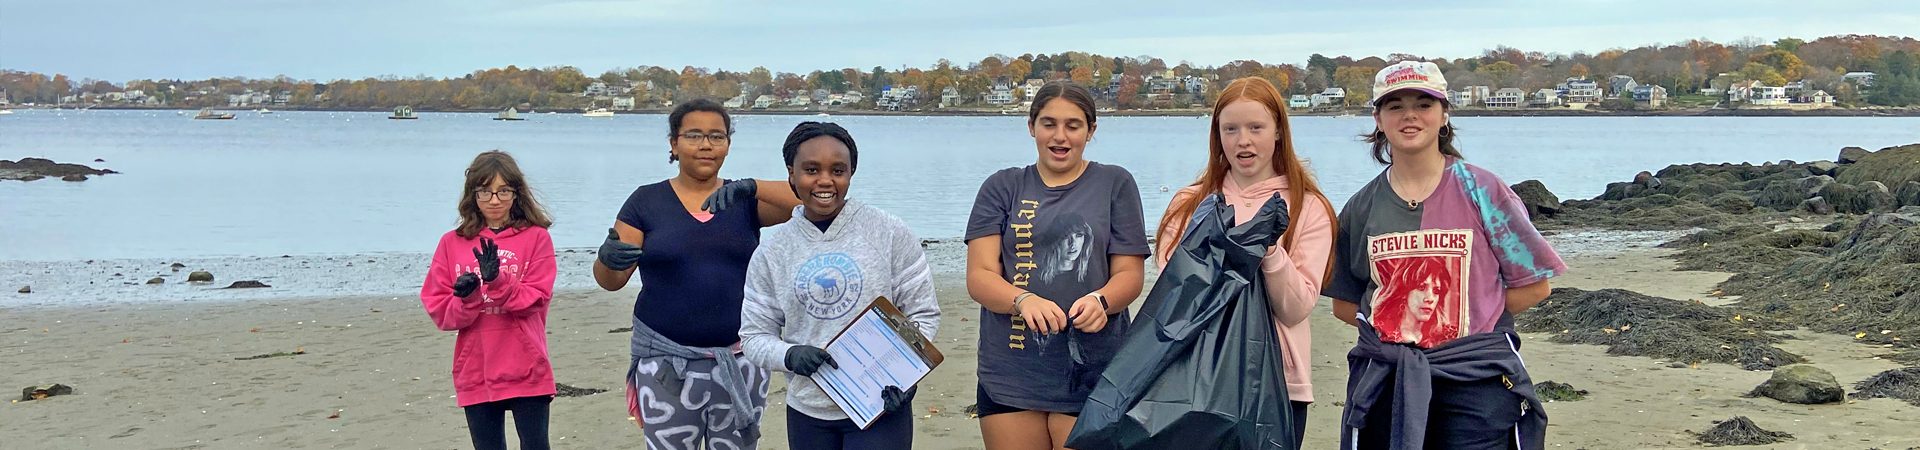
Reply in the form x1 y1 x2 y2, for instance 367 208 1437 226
1156 175 1333 403
420 226 557 407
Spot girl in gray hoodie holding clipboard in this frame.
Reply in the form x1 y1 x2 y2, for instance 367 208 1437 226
739 121 942 450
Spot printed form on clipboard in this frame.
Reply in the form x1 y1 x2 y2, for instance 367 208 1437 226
808 296 945 429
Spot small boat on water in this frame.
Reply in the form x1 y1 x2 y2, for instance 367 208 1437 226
494 107 525 121
815 112 830 117
257 108 273 114
582 108 614 118
0 109 14 115
194 108 236 120
390 105 418 120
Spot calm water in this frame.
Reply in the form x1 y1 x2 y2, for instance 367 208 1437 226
4 109 1919 263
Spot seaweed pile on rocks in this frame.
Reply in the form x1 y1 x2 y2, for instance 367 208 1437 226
1515 288 1802 370
1713 210 1920 360
1537 144 1920 230
1525 143 1920 364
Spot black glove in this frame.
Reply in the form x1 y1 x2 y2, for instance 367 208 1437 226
471 237 501 282
598 228 645 270
881 385 913 415
452 273 480 298
1255 193 1291 247
784 345 837 376
701 179 757 213
1227 193 1291 249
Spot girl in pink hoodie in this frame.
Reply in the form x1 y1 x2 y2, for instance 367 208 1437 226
1153 77 1337 450
421 150 558 450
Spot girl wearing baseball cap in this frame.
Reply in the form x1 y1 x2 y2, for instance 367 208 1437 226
1320 61 1568 450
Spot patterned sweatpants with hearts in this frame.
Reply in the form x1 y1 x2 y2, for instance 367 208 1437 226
626 356 769 450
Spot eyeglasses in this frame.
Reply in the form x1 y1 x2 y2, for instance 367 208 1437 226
677 132 731 145
474 189 518 201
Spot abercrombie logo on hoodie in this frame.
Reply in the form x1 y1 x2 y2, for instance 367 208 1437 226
457 248 522 315
1008 199 1039 350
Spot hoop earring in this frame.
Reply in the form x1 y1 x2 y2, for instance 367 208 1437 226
1439 126 1452 137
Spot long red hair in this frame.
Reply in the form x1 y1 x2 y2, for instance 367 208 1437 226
1157 77 1335 268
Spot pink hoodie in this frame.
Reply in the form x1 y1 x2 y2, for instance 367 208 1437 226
1156 175 1334 403
420 226 557 407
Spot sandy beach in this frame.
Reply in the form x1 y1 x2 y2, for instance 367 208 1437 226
4 237 1918 449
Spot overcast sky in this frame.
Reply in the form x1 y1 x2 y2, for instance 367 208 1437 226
2 0 1916 82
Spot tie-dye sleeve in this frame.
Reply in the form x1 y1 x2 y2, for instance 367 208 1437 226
1456 164 1568 288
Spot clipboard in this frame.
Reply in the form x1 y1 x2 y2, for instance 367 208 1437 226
807 296 944 429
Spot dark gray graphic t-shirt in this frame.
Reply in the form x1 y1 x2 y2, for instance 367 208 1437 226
965 162 1151 412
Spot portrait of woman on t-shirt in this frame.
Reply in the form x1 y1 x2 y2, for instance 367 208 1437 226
1371 255 1463 348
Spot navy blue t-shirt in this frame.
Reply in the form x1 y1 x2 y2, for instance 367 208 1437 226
618 179 761 348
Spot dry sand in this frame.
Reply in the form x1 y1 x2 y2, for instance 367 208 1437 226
3 245 1916 449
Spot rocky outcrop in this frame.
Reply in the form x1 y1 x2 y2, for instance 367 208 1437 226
1510 180 1561 219
1838 146 1871 164
0 158 118 182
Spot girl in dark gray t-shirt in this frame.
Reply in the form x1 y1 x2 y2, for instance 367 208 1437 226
963 81 1151 449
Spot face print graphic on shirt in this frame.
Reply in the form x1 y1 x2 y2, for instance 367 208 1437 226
1367 229 1471 348
1037 212 1094 285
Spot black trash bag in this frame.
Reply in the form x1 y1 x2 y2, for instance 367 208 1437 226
1067 193 1296 450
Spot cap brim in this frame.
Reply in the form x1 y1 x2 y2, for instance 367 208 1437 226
1371 87 1450 107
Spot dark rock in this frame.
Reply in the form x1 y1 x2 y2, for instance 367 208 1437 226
19 175 43 182
1838 146 1870 164
19 384 74 401
1633 171 1662 188
1754 180 1804 211
1706 193 1754 214
16 285 28 294
60 174 87 182
1897 181 1920 207
1801 196 1833 215
1509 180 1561 219
1862 180 1890 193
169 262 186 269
223 280 270 289
187 271 214 282
145 277 164 285
1806 160 1839 176
1797 175 1834 197
1818 182 1894 214
1746 364 1844 404
93 158 105 162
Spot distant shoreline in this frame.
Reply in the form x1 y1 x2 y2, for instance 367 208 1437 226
23 105 1920 118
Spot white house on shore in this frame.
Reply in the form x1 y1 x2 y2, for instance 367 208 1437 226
1287 94 1310 109
1487 88 1525 108
1557 78 1604 104
1308 88 1345 108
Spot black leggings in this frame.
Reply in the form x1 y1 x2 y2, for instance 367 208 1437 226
463 395 552 450
785 402 914 450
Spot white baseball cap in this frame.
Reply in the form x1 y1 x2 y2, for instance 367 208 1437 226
1370 61 1449 107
